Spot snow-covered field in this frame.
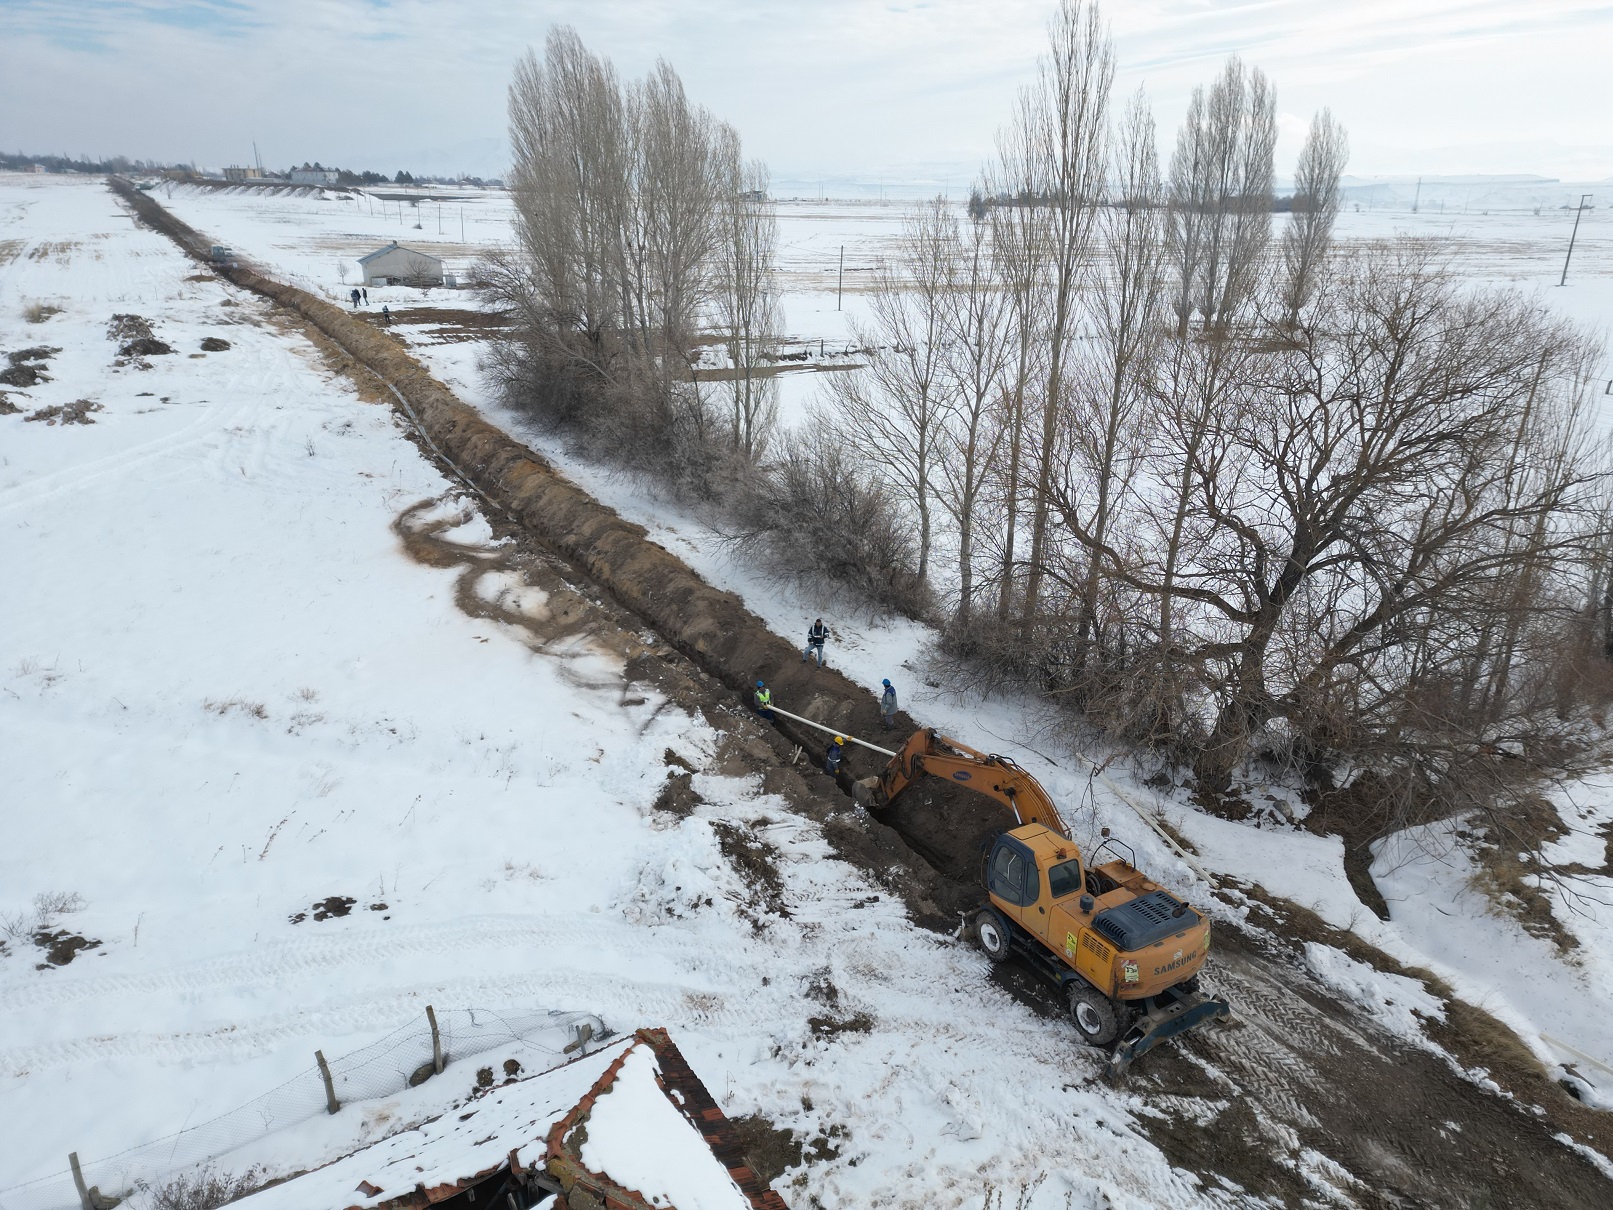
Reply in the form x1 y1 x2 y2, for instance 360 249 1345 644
148 175 1613 1109
0 174 1250 1210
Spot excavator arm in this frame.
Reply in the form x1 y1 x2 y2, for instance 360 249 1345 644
860 729 1072 840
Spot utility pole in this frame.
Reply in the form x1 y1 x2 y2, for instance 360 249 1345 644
1559 194 1593 287
837 245 844 311
1411 177 1421 213
460 207 465 243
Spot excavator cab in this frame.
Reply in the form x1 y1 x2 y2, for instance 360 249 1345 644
978 824 1228 1075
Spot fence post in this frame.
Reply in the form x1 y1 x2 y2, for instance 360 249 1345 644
69 1152 92 1210
316 1049 340 1115
427 1004 444 1075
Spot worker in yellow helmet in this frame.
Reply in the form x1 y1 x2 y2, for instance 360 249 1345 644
824 735 847 775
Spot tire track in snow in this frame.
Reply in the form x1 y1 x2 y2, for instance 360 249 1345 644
0 402 253 516
0 915 736 1013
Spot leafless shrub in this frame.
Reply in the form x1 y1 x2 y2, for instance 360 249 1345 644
34 891 84 917
23 301 62 324
140 1166 263 1210
726 431 930 617
2 892 85 944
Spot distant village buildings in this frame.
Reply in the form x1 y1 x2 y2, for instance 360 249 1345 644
357 241 444 287
223 166 266 182
290 163 340 186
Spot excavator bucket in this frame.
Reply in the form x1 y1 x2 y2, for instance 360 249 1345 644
1105 988 1233 1082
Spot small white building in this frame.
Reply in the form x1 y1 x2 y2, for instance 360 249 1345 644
289 163 339 185
357 241 444 287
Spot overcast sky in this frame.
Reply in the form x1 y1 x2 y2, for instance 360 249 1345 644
4 1 1611 185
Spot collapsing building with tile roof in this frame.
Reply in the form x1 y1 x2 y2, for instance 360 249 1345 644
229 1027 788 1210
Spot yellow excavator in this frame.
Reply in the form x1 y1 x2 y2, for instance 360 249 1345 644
854 729 1232 1077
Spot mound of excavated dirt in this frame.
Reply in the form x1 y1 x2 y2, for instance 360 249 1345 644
871 778 1013 883
107 313 154 342
118 337 173 358
1 345 60 387
199 336 231 352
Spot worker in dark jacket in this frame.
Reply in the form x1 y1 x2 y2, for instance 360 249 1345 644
824 735 847 774
802 618 830 667
880 679 898 730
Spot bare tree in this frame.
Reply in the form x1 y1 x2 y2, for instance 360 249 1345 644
1054 87 1166 675
1020 0 1116 617
937 209 1013 624
1058 244 1609 791
715 132 781 459
827 197 956 582
1280 109 1348 330
979 108 1051 619
1166 56 1277 337
502 26 773 491
508 29 628 369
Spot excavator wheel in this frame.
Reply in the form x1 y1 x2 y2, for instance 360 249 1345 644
974 909 1011 965
1066 982 1126 1047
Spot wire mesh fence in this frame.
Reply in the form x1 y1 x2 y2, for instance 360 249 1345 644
0 1005 607 1210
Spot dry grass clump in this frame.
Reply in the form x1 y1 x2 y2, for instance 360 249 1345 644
23 301 62 324
204 698 269 720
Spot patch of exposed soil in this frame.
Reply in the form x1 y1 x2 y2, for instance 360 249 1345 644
0 392 20 416
32 929 101 968
729 1113 803 1186
26 400 101 426
200 336 231 352
118 337 174 359
367 307 511 345
288 895 357 924
712 820 790 929
653 769 703 817
1 345 59 387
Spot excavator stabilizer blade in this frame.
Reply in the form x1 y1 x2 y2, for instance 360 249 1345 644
1104 993 1232 1082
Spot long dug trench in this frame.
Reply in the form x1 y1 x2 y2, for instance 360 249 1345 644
111 178 1613 1208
